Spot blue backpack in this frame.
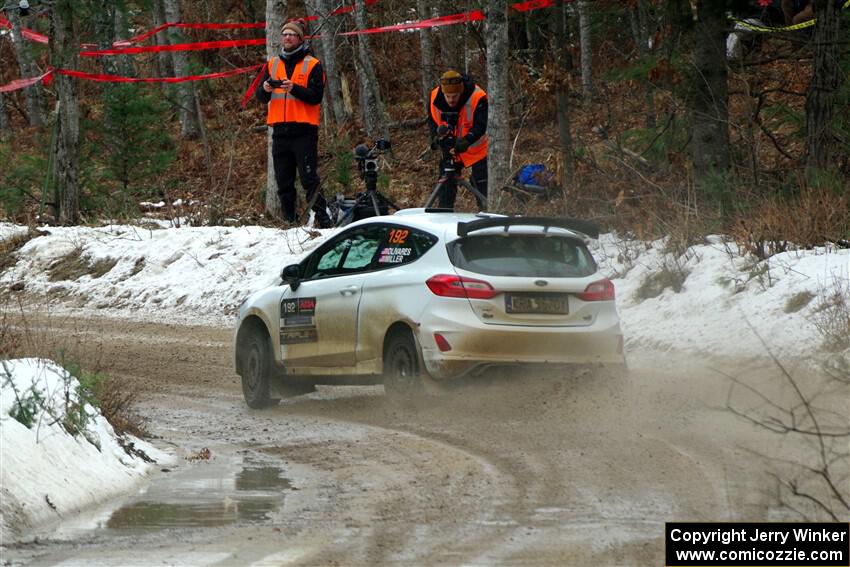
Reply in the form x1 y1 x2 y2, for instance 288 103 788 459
516 164 548 186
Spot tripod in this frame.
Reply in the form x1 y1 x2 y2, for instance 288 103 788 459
423 155 487 211
335 170 399 227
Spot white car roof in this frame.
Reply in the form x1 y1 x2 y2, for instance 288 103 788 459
370 209 594 242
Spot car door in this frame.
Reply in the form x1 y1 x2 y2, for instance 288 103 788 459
280 225 388 367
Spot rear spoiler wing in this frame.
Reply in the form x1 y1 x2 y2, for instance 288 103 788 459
456 216 600 239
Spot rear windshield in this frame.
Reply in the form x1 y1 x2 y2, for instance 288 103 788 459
448 234 597 277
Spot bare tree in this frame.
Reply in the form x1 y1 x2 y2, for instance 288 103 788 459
629 0 656 128
94 0 134 77
0 97 11 144
264 0 286 218
0 93 10 141
417 0 436 113
726 320 849 521
486 0 510 211
689 0 730 202
804 0 843 172
313 0 349 126
354 0 390 141
6 7 44 127
112 0 136 77
439 0 465 71
577 0 594 102
152 0 175 80
163 0 202 139
95 1 119 75
552 2 573 186
49 0 80 224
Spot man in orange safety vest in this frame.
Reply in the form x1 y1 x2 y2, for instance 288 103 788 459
428 70 488 209
256 19 332 228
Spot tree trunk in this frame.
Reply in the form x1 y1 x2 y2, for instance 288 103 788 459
50 0 81 225
630 0 656 128
152 0 175 80
486 0 510 211
690 0 730 202
354 0 390 142
804 0 843 172
552 2 573 187
95 1 118 75
264 0 286 218
417 0 436 114
7 8 44 127
577 0 594 102
112 1 136 77
0 93 10 141
164 0 202 139
439 0 464 71
314 0 348 126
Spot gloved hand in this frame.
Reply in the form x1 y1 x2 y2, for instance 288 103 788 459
454 137 470 153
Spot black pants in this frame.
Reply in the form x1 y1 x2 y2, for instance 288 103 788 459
271 130 330 225
438 157 488 210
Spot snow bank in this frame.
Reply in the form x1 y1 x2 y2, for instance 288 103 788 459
0 358 172 544
0 223 329 325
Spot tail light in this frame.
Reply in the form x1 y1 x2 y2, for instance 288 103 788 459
426 274 498 299
434 333 452 352
578 278 615 301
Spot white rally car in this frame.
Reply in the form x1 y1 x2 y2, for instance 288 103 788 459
234 210 625 408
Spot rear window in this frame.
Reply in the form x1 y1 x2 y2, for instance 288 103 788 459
448 235 597 277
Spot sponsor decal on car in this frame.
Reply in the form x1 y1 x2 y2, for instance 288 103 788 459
378 246 412 264
280 297 318 344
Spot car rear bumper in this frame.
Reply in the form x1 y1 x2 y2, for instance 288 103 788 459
418 306 625 379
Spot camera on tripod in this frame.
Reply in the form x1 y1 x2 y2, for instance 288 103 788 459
435 111 461 154
329 139 397 227
353 138 391 178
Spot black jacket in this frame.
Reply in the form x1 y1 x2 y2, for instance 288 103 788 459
256 45 325 137
427 74 488 146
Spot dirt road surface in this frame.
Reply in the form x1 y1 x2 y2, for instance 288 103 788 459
4 312 793 566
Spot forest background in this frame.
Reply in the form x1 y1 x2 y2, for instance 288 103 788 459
0 0 848 255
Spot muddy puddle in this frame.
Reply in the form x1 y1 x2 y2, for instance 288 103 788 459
52 452 292 538
106 461 291 530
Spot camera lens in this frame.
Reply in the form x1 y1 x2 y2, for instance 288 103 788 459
365 160 377 172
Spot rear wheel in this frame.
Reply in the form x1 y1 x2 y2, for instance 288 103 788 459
240 330 281 409
383 331 423 398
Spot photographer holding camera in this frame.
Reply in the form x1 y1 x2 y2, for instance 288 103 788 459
428 70 488 209
255 19 332 228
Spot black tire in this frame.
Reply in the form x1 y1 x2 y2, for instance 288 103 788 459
240 331 281 409
383 331 423 398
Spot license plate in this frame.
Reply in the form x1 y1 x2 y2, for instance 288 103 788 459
505 293 569 314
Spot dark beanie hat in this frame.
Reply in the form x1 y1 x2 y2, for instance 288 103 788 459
282 19 306 40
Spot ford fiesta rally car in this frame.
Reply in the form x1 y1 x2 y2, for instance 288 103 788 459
234 210 625 408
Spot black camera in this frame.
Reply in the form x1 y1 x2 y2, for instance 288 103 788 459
440 111 459 128
354 139 391 177
267 78 284 88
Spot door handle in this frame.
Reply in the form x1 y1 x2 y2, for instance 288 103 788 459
339 285 359 296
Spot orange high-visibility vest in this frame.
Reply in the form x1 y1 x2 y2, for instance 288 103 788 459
429 86 488 167
266 55 321 126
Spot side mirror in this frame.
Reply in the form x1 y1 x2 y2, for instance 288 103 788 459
281 264 302 291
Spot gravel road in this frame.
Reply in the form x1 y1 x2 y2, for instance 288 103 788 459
4 311 790 566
